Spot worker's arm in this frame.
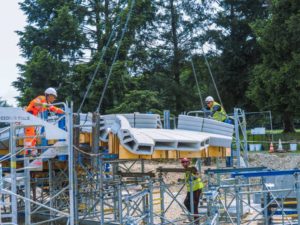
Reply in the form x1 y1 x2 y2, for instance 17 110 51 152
211 104 221 116
48 105 64 114
190 167 201 179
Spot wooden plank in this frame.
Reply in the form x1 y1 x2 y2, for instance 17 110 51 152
119 145 139 159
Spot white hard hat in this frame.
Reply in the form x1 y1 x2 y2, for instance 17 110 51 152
45 87 57 97
205 96 214 102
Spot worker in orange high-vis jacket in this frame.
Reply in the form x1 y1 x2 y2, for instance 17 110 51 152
25 87 64 156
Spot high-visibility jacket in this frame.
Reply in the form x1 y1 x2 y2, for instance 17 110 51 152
210 101 226 122
26 95 64 116
185 171 204 192
24 95 64 151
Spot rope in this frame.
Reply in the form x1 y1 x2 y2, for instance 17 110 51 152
74 145 103 157
96 0 135 113
190 55 204 109
77 3 123 114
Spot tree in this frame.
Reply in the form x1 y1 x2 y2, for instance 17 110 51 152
0 98 10 107
13 1 87 106
247 0 300 132
128 0 208 114
65 0 155 113
206 0 268 111
107 90 162 113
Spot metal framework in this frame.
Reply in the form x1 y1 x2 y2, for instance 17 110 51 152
0 106 299 225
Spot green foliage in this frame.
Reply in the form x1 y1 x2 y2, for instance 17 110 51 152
207 0 268 111
13 47 69 106
0 98 10 107
107 90 162 113
247 0 300 132
16 0 300 123
14 0 86 106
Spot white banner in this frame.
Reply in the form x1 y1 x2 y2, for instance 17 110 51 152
0 107 67 140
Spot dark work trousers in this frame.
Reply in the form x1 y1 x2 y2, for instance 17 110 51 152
184 189 202 224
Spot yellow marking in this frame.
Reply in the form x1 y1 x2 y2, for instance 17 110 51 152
11 161 16 169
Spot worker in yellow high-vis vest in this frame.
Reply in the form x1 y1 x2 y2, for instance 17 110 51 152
180 158 204 224
205 96 227 122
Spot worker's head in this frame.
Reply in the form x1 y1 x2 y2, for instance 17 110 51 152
205 96 214 108
45 87 57 103
180 158 190 168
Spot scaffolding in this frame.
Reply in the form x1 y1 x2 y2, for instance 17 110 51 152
0 103 75 225
0 106 300 225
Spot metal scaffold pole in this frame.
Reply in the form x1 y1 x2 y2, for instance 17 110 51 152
67 102 75 225
9 123 17 224
296 173 300 224
24 158 31 225
234 108 241 168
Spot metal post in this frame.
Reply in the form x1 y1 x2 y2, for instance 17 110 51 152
159 172 165 224
118 180 123 224
269 111 274 142
48 160 54 225
234 108 241 168
242 111 248 167
216 157 221 186
100 156 104 224
235 177 240 225
92 112 100 168
25 158 31 225
148 179 154 225
262 177 269 225
9 123 17 224
295 173 300 224
0 163 3 224
189 174 194 220
141 159 147 224
67 103 75 225
73 114 79 225
163 110 170 129
196 158 202 172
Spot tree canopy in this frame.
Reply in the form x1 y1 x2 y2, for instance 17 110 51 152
12 0 300 132
247 0 300 132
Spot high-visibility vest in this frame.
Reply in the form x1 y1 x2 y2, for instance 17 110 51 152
26 95 64 116
211 102 227 122
185 171 204 192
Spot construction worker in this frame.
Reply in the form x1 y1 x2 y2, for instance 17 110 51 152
180 158 204 224
24 87 64 156
205 96 227 122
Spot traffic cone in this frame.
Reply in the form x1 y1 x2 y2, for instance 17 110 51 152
269 142 274 153
277 139 283 152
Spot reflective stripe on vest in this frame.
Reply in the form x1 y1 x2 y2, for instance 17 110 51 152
185 171 204 192
26 95 63 115
211 102 227 122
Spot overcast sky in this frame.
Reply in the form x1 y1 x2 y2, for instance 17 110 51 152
0 1 26 106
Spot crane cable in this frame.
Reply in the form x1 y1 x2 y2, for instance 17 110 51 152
96 0 135 113
77 3 123 114
190 56 204 109
201 46 224 110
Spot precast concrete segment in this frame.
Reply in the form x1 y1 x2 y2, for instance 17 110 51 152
79 113 162 141
111 115 233 154
116 115 155 155
140 129 209 151
178 115 234 137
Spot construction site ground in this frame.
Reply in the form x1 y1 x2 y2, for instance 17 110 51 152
16 152 300 225
127 152 300 224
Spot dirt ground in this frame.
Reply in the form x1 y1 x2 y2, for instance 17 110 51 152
125 153 300 224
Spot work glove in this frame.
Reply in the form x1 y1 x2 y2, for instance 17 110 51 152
42 103 49 109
